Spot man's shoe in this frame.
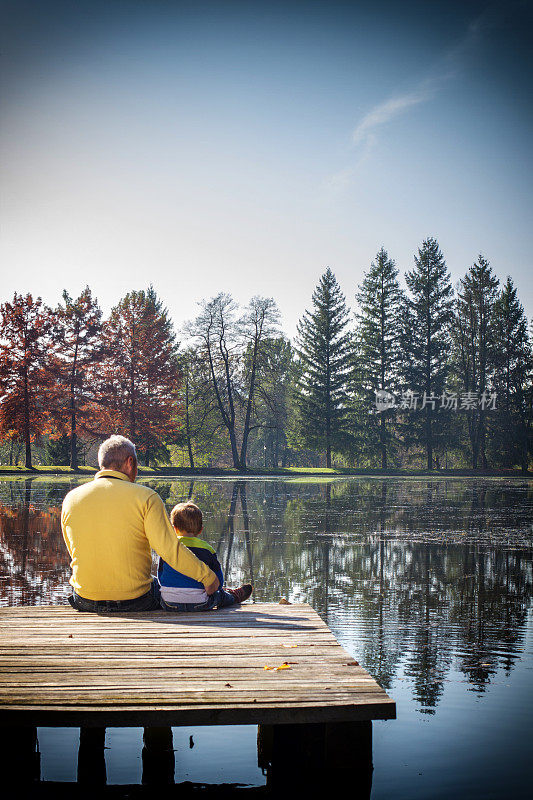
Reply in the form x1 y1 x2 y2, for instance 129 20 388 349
226 584 253 603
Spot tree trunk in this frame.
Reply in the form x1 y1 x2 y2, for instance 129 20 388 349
229 428 242 470
520 416 529 473
187 436 195 470
129 356 136 438
70 424 78 470
479 408 488 469
69 327 80 470
380 415 387 470
426 406 432 470
471 422 479 469
380 279 387 472
184 371 195 469
240 347 259 469
206 332 241 470
23 366 32 469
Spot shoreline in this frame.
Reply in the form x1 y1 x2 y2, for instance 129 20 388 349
0 465 530 479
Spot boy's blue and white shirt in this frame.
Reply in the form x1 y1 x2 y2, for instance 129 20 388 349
158 535 224 604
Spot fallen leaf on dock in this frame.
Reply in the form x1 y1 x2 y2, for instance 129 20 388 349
264 662 292 671
225 683 233 687
282 644 298 648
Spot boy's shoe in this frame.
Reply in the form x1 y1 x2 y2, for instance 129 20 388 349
226 584 253 603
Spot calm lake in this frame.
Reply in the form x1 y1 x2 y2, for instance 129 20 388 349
1 476 532 798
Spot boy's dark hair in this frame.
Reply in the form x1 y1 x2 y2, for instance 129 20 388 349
170 502 203 535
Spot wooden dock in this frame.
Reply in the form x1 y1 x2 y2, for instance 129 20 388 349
0 602 395 794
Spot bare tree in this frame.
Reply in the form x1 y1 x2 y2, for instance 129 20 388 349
186 293 279 469
239 296 280 467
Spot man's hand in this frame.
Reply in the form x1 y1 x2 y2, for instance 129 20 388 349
205 576 220 596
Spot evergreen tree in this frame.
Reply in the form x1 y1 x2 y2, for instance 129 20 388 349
355 248 404 469
295 268 351 467
402 238 453 469
454 255 499 469
490 277 532 471
46 434 73 466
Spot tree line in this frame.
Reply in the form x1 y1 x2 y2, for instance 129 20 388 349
1 237 531 471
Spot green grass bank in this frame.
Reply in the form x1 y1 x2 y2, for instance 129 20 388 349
0 465 530 478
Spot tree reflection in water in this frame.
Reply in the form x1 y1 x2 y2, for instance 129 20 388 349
0 476 531 715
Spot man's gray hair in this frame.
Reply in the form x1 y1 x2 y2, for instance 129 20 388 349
98 435 137 470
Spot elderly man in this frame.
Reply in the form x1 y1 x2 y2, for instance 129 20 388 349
61 435 219 612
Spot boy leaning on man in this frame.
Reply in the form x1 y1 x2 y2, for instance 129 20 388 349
158 502 252 611
62 435 251 613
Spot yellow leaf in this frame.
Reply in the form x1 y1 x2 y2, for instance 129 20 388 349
282 644 298 648
275 664 291 671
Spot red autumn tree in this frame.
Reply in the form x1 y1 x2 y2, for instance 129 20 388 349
99 286 181 465
53 287 103 469
0 293 55 468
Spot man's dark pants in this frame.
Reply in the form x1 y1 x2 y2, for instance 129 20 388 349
68 578 161 612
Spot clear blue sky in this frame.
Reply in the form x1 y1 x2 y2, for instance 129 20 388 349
1 0 532 337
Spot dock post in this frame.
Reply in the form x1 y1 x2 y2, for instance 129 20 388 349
258 722 326 791
0 726 40 784
325 720 373 796
142 726 175 785
258 721 372 795
77 727 106 785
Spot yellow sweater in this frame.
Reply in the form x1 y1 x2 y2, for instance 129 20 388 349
61 470 216 601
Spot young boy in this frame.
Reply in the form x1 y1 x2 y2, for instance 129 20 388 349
158 501 252 611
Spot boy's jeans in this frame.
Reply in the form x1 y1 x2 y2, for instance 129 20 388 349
160 587 236 612
68 578 161 612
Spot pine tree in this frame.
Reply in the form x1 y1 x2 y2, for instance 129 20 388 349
402 238 453 469
454 255 499 469
295 268 351 467
355 248 404 469
490 277 532 471
0 293 55 468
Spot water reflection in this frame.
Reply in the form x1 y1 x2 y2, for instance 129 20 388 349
0 476 532 716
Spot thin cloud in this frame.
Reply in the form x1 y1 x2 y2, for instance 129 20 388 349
352 8 492 149
326 7 496 194
351 86 433 147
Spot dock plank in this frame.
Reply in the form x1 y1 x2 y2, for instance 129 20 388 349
0 603 395 727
